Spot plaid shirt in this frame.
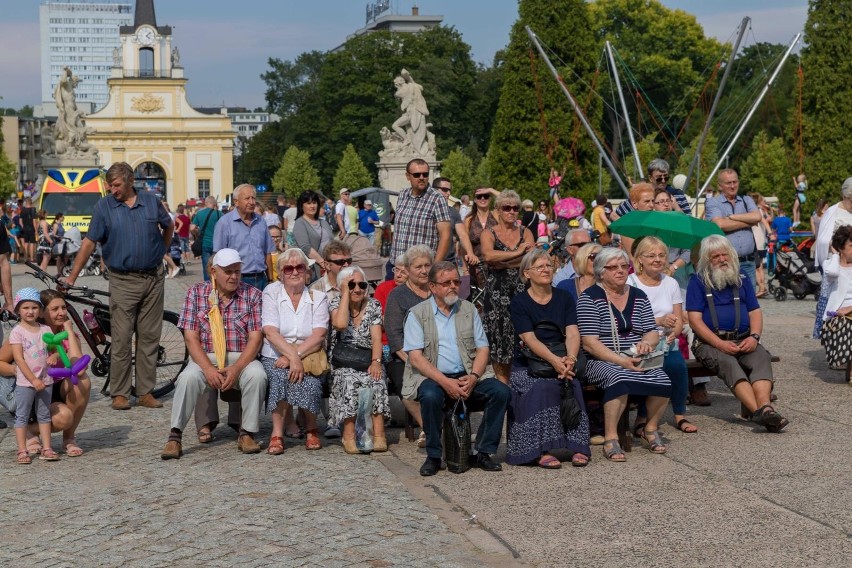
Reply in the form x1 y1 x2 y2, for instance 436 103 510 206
178 281 263 353
389 186 451 262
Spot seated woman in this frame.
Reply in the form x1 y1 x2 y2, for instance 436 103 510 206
555 242 602 304
0 289 91 456
627 236 695 434
821 225 852 383
262 248 330 454
577 247 672 462
507 249 590 469
329 265 390 454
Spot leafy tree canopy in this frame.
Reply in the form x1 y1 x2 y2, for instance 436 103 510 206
271 146 321 199
439 147 475 195
332 144 373 191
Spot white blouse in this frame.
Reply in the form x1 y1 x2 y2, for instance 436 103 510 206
261 281 329 358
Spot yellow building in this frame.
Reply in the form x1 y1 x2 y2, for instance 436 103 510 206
86 0 233 205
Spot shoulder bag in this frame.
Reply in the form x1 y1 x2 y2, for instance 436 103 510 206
331 331 373 372
298 290 330 376
191 210 215 258
821 313 852 368
521 320 567 378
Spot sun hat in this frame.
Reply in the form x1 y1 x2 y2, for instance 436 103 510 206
672 174 687 191
212 248 242 267
14 287 43 312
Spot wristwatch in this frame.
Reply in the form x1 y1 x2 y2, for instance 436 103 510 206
750 333 761 342
372 358 381 364
470 371 481 379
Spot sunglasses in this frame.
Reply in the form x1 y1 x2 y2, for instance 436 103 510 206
347 281 368 290
501 205 520 212
408 172 429 178
433 279 461 288
282 264 307 275
475 194 490 200
654 175 669 182
327 257 353 266
436 187 451 193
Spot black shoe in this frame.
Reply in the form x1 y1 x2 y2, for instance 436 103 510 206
473 453 502 472
419 457 442 476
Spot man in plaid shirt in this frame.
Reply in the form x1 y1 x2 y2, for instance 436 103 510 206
387 158 451 279
161 249 267 459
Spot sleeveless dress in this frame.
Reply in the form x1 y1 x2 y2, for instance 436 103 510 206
483 226 527 365
468 213 497 289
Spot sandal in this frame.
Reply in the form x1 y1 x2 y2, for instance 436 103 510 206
675 419 698 434
39 448 60 461
16 450 31 465
571 453 589 467
26 437 42 456
639 430 667 454
305 429 322 451
537 454 562 469
632 421 647 438
64 439 84 457
751 405 789 433
267 436 285 455
197 429 215 444
603 439 626 462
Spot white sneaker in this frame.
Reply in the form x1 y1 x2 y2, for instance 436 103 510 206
170 267 180 279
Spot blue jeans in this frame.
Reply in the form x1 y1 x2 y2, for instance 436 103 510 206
637 347 689 417
242 273 268 291
201 248 213 281
740 260 756 291
417 377 510 460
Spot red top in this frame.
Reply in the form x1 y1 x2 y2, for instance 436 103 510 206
374 280 399 346
176 214 191 238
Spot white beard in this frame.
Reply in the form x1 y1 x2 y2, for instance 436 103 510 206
709 264 740 289
444 292 459 306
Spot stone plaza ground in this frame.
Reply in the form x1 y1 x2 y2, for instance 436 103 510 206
1 261 851 567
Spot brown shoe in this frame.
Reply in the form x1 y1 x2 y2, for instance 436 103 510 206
161 440 182 460
689 384 711 407
111 395 131 410
237 433 261 454
137 394 164 409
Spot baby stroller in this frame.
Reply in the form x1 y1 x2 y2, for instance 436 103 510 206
768 246 821 301
164 238 186 277
61 227 101 277
342 233 387 284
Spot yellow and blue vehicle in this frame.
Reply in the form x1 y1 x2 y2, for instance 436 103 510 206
38 168 106 235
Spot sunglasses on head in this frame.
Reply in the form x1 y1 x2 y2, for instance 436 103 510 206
347 281 368 290
282 264 307 276
327 257 353 266
501 205 520 212
408 171 429 178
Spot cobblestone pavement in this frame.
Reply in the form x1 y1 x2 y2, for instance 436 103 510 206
2 261 851 566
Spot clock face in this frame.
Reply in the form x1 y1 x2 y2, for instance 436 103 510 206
136 28 155 46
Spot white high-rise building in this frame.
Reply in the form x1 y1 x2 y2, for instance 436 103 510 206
38 0 133 117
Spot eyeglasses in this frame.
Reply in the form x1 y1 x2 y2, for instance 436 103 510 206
604 263 630 272
641 253 667 260
408 171 429 178
347 281 368 290
270 234 282 241
475 194 490 201
437 187 451 193
327 257 353 266
433 279 461 288
501 205 520 212
282 264 307 275
654 199 672 205
527 264 553 273
653 175 669 183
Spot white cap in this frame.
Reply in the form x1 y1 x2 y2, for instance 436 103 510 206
212 248 242 267
364 199 372 205
340 187 350 195
672 174 687 190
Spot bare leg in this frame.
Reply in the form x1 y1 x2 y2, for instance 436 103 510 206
271 400 289 439
342 417 355 442
603 395 628 441
733 379 772 414
372 414 386 438
644 395 668 432
401 399 422 427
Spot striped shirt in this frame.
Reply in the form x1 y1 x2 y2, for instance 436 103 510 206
389 186 451 263
178 281 263 353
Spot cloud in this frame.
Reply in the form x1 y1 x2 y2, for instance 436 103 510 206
0 20 41 107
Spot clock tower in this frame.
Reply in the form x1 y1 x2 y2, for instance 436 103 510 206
85 0 234 204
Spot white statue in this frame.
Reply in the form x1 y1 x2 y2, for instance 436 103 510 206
385 69 435 158
40 124 56 156
112 47 121 67
171 47 181 67
53 67 98 160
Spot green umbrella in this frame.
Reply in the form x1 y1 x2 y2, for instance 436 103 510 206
610 210 725 250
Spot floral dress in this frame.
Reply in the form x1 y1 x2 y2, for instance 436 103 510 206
483 226 527 365
328 296 390 425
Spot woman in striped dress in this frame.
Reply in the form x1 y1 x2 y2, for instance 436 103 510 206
577 248 671 462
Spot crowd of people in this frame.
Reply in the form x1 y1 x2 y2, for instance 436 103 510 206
11 157 852 475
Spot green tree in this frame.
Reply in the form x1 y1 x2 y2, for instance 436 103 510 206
439 147 474 194
623 136 661 183
0 115 14 200
801 0 852 204
676 127 719 196
740 130 790 202
332 144 373 190
488 0 601 202
473 151 492 188
271 146 320 199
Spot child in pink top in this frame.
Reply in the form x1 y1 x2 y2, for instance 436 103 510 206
10 287 57 463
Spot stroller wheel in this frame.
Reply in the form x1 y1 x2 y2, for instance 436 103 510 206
774 288 787 301
92 265 101 276
794 292 807 300
61 265 72 278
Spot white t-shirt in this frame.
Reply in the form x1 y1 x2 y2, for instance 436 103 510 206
282 207 297 235
627 273 682 333
334 201 349 233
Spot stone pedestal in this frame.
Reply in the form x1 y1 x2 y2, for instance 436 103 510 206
376 159 441 192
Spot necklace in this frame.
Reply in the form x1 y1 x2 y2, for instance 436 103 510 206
477 211 490 227
349 301 365 319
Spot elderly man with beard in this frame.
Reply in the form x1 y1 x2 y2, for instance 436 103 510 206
401 261 510 476
685 235 789 433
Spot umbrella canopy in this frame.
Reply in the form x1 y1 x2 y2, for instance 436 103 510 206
610 210 725 250
553 197 585 220
208 281 227 370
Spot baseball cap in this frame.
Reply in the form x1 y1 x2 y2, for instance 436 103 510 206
212 248 242 267
364 199 372 206
340 188 350 195
14 287 43 312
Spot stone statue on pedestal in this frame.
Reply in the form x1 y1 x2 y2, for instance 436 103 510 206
52 67 98 161
380 69 436 160
171 47 181 67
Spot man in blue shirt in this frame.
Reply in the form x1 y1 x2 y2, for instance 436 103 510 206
65 162 174 410
212 184 275 290
771 205 794 247
357 200 380 244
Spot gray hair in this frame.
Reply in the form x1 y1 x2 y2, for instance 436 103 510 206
519 248 550 283
277 247 309 272
205 196 218 207
337 265 366 284
567 228 591 246
696 234 741 288
841 177 852 200
232 183 256 201
403 244 434 268
647 159 670 175
394 253 406 268
495 189 521 210
592 247 630 282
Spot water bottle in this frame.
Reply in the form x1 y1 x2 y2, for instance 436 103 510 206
83 309 106 345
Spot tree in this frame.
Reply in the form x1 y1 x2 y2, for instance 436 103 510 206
0 149 17 201
623 136 661 183
488 0 601 202
439 147 474 194
473 151 492 189
740 130 790 203
271 146 320 199
801 0 852 205
332 144 373 191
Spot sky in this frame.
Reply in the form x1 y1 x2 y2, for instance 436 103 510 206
0 0 808 110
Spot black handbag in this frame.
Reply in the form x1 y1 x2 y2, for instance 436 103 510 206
191 210 215 258
521 321 567 378
331 339 373 372
559 380 583 430
443 399 472 473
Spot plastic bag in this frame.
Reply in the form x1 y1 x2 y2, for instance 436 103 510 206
355 386 374 453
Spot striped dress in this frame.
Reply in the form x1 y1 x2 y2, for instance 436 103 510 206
577 284 671 402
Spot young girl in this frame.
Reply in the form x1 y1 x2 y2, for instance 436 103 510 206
11 287 58 463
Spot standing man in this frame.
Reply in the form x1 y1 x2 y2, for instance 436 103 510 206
704 169 761 287
334 188 353 240
190 196 223 282
387 158 451 280
611 159 691 219
212 184 275 291
358 200 380 244
552 228 592 285
65 162 173 410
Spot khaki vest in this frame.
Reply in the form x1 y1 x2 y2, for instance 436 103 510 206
401 299 494 400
